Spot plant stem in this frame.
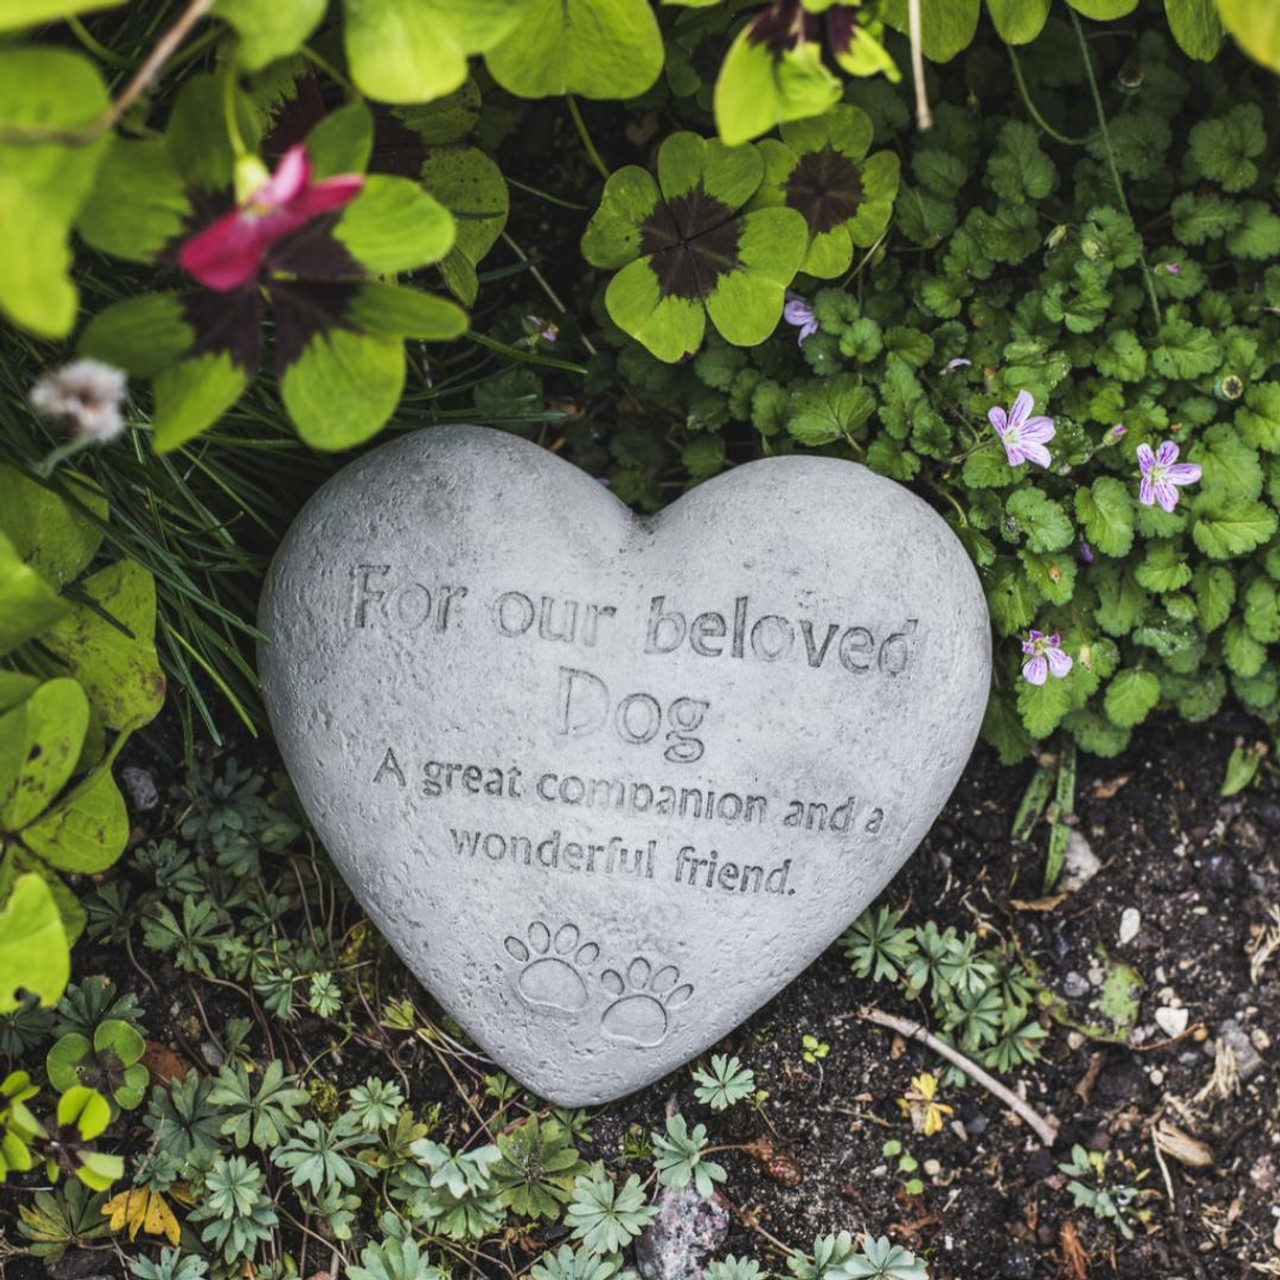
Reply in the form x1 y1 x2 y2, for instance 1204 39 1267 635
503 230 599 357
858 1006 1059 1146
299 43 360 100
908 0 932 130
0 0 216 145
567 95 611 181
69 15 135 70
1007 45 1094 147
506 175 590 211
1070 9 1162 328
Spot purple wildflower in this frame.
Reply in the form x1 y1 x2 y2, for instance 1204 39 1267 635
1102 423 1127 447
783 292 819 345
1079 541 1095 564
1136 440 1201 512
1021 630 1072 685
988 390 1055 468
943 357 972 373
1159 262 1181 276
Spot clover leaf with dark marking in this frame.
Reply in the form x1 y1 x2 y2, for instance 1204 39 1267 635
753 105 900 279
582 132 808 362
75 78 466 452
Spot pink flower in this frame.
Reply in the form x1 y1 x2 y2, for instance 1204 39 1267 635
783 292 819 344
1136 440 1201 512
179 146 364 292
989 390 1055 468
1159 262 1181 276
1021 630 1072 685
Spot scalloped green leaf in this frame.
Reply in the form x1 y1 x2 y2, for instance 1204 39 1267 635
22 764 128 874
281 328 405 450
215 0 326 72
0 531 71 657
0 679 89 831
40 560 165 732
986 0 1051 43
0 466 106 590
0 875 68 1012
344 0 533 103
486 0 663 99
0 47 109 337
713 22 841 148
335 175 455 274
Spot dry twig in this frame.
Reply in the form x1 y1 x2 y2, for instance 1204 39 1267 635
858 1006 1058 1146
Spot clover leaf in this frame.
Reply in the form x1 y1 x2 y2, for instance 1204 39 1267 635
76 79 465 452
582 132 807 361
713 6 842 148
753 105 900 278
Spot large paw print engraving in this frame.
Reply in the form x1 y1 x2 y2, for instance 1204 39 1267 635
503 921 599 1014
599 957 693 1047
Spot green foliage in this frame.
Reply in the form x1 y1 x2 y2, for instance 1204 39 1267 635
47 1017 148 1110
0 874 68 1012
788 1232 928 1280
582 131 808 361
1058 1145 1144 1239
623 16 1280 755
565 1162 656 1255
189 1154 279 1262
208 1059 309 1150
492 1115 589 1219
691 1053 756 1110
651 1113 726 1196
843 906 1047 1078
17 1181 112 1261
0 466 164 942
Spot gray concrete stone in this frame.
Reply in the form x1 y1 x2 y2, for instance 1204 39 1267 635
258 426 990 1104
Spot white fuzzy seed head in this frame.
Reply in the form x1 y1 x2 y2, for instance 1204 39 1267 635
30 358 128 443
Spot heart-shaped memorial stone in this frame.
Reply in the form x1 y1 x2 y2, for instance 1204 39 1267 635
260 426 990 1104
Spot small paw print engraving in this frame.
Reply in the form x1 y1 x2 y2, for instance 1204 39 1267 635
503 921 599 1014
599 957 693 1047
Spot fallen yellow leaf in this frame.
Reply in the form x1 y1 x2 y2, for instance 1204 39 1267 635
102 1187 181 1246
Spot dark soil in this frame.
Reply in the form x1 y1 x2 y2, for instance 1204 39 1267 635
14 715 1280 1280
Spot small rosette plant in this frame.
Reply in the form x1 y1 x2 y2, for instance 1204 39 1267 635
581 131 809 362
75 75 466 452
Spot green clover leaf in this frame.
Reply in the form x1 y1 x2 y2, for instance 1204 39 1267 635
752 106 900 278
582 132 807 362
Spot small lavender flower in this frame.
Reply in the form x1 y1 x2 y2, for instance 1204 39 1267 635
1137 440 1201 512
1079 541 1095 564
1159 262 1181 276
988 390 1055 468
942 357 972 373
525 314 558 344
30 359 127 443
783 292 819 345
1102 423 1127 447
1021 630 1072 685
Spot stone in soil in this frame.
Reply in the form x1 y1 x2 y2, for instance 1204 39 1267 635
259 425 991 1104
634 1185 730 1280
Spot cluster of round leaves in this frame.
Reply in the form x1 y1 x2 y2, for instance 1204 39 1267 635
609 22 1280 761
582 105 898 362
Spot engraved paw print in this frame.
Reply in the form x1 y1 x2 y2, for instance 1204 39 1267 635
599 957 693 1047
503 921 599 1014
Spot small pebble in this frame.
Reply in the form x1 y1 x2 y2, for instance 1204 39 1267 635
1063 971 1090 999
1119 907 1141 945
1155 1006 1189 1038
1058 831 1101 892
120 765 160 812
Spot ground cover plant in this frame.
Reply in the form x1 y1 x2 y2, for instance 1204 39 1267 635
4 0 1280 1276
